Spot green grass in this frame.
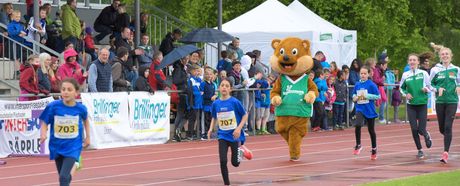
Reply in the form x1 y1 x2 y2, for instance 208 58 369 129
361 169 460 186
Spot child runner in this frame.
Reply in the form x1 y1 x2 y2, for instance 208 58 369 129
429 46 459 164
39 78 90 186
400 54 433 159
207 78 253 186
352 65 380 160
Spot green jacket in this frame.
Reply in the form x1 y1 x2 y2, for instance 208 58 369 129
430 63 460 104
400 69 432 105
61 4 81 39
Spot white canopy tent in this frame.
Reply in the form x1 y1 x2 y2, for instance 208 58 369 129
206 0 357 70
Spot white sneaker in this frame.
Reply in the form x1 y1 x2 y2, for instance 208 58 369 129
237 148 244 163
379 119 387 124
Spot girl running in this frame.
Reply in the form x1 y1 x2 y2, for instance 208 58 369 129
352 65 380 160
39 78 90 186
429 45 459 164
207 78 252 186
400 54 433 159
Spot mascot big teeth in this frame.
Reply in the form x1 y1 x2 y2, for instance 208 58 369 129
270 37 318 161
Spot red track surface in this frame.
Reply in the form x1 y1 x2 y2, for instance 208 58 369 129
1 121 459 186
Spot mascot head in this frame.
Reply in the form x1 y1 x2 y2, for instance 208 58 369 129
270 37 314 76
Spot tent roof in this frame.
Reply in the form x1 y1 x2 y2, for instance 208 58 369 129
222 0 312 33
287 0 343 32
222 0 347 34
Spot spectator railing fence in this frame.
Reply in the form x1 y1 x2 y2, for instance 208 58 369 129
2 84 410 138
0 23 64 81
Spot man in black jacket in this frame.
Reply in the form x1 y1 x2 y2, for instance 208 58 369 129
94 0 120 43
159 28 182 56
172 55 189 142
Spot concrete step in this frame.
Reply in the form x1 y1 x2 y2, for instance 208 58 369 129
0 59 18 80
0 79 19 100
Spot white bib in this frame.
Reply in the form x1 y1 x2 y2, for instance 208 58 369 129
54 115 79 139
357 89 369 104
217 111 237 130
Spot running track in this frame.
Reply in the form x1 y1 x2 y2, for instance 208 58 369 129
0 121 459 186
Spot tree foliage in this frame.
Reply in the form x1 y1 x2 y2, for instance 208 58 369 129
125 0 459 69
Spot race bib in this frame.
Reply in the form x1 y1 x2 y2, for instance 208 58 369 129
217 111 237 130
357 89 369 104
54 115 79 139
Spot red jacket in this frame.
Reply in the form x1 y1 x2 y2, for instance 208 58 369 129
84 35 95 50
148 59 167 90
19 64 39 94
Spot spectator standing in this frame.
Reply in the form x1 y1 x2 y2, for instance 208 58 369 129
111 46 131 91
49 57 61 93
37 53 52 94
227 37 244 60
333 70 348 130
26 6 47 45
130 12 148 35
172 56 190 142
88 48 113 92
201 68 218 140
134 66 153 92
159 28 182 56
114 3 130 39
57 48 87 86
94 0 120 43
115 27 144 75
138 34 156 67
7 10 29 61
0 3 13 29
46 10 64 53
186 64 203 140
83 27 97 61
148 51 169 90
61 0 81 51
19 55 41 101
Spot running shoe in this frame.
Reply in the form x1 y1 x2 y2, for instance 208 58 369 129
424 132 432 149
289 157 300 162
417 150 424 159
240 145 253 160
353 145 362 155
237 148 244 163
371 148 377 160
440 152 449 164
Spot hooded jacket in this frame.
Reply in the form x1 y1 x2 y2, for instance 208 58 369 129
57 48 86 85
19 63 40 94
135 66 153 92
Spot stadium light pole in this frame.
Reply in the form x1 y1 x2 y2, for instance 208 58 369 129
217 0 222 59
135 0 140 47
33 0 40 52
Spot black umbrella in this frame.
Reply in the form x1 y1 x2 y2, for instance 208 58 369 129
156 45 199 70
179 28 234 43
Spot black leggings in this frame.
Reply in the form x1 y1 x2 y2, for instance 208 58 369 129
407 104 428 150
355 112 377 148
219 139 240 185
55 155 76 186
435 103 457 152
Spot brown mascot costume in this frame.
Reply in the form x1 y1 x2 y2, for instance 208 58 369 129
270 37 319 161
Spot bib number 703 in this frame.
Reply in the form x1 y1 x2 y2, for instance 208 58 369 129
57 125 76 133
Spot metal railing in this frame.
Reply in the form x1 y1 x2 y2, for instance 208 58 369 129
0 23 64 80
125 4 229 69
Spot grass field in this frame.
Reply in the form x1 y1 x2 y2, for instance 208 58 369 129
362 169 460 186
